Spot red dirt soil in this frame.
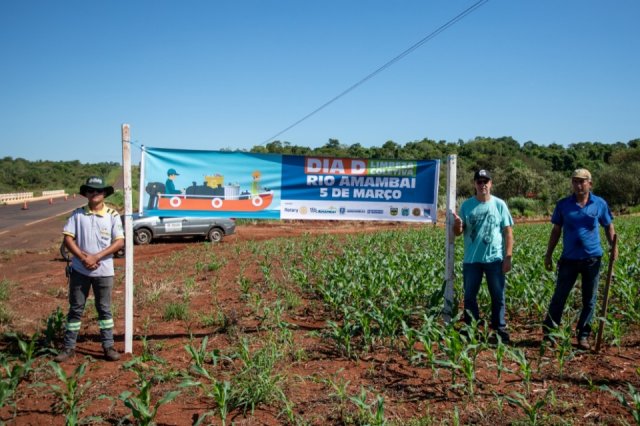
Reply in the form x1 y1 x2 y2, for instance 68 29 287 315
0 218 638 425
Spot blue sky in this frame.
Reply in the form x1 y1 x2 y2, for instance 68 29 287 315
1 0 638 164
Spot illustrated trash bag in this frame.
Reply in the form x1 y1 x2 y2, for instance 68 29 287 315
145 182 165 209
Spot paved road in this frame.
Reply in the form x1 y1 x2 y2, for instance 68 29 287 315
0 175 125 251
0 196 86 233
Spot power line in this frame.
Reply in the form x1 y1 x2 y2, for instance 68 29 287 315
261 0 489 145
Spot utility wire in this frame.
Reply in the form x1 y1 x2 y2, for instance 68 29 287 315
261 0 489 145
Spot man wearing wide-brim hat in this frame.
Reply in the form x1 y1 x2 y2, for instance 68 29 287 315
543 168 617 351
55 176 124 363
79 175 115 197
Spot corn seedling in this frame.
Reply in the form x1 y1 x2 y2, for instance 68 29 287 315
509 348 533 396
547 323 574 378
123 335 167 370
416 314 442 372
185 334 210 372
325 376 351 405
504 390 550 426
207 257 224 272
237 275 252 299
605 316 626 350
401 320 418 361
602 383 640 425
182 375 233 426
348 386 387 426
43 306 66 348
0 354 31 413
44 360 101 426
494 341 508 383
452 405 460 426
437 325 466 386
3 332 40 365
119 367 180 426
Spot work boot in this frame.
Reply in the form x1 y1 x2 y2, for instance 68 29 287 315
53 348 75 363
104 346 121 361
497 329 511 345
577 337 591 351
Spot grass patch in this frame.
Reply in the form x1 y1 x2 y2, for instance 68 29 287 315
0 303 13 325
0 278 11 300
163 301 190 321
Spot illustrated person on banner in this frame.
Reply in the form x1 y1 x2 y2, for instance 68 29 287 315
452 169 514 343
542 168 617 351
165 168 183 194
55 176 125 363
251 170 262 196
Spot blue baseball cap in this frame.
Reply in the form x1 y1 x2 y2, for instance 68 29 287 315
167 168 179 176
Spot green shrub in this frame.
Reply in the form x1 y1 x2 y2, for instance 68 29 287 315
507 197 542 216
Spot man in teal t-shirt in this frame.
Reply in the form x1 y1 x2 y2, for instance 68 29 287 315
453 170 514 342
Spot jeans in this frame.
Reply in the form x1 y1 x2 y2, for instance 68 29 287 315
463 260 507 331
543 257 601 339
62 270 115 349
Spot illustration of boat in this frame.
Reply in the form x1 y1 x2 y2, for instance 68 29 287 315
157 191 274 211
147 171 274 212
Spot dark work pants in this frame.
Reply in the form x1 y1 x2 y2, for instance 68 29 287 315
543 257 601 339
62 270 115 349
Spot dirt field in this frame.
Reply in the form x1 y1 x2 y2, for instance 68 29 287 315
0 218 638 425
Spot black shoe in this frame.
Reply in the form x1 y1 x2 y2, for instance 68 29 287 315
497 329 511 344
53 348 75 363
104 346 121 361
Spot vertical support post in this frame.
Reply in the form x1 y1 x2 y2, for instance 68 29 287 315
121 124 134 354
594 234 617 352
138 145 146 216
443 154 457 323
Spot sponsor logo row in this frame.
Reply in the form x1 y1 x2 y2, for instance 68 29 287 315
283 206 431 217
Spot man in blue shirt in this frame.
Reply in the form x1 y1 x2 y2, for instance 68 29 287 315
453 170 514 343
543 168 617 350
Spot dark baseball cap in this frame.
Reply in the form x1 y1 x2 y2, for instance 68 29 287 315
473 170 492 181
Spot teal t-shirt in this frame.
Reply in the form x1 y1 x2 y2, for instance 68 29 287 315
459 196 513 264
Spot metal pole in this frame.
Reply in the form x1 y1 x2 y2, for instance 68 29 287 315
443 154 457 323
138 145 145 216
121 124 134 354
594 234 617 353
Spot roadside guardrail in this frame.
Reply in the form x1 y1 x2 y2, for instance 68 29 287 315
0 192 34 204
1 190 69 205
42 190 66 197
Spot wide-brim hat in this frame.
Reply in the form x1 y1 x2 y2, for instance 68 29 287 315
79 176 115 197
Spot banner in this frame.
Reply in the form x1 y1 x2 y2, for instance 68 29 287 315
142 147 439 222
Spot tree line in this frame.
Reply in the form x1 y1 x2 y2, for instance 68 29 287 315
249 136 640 214
0 157 119 195
3 136 639 213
